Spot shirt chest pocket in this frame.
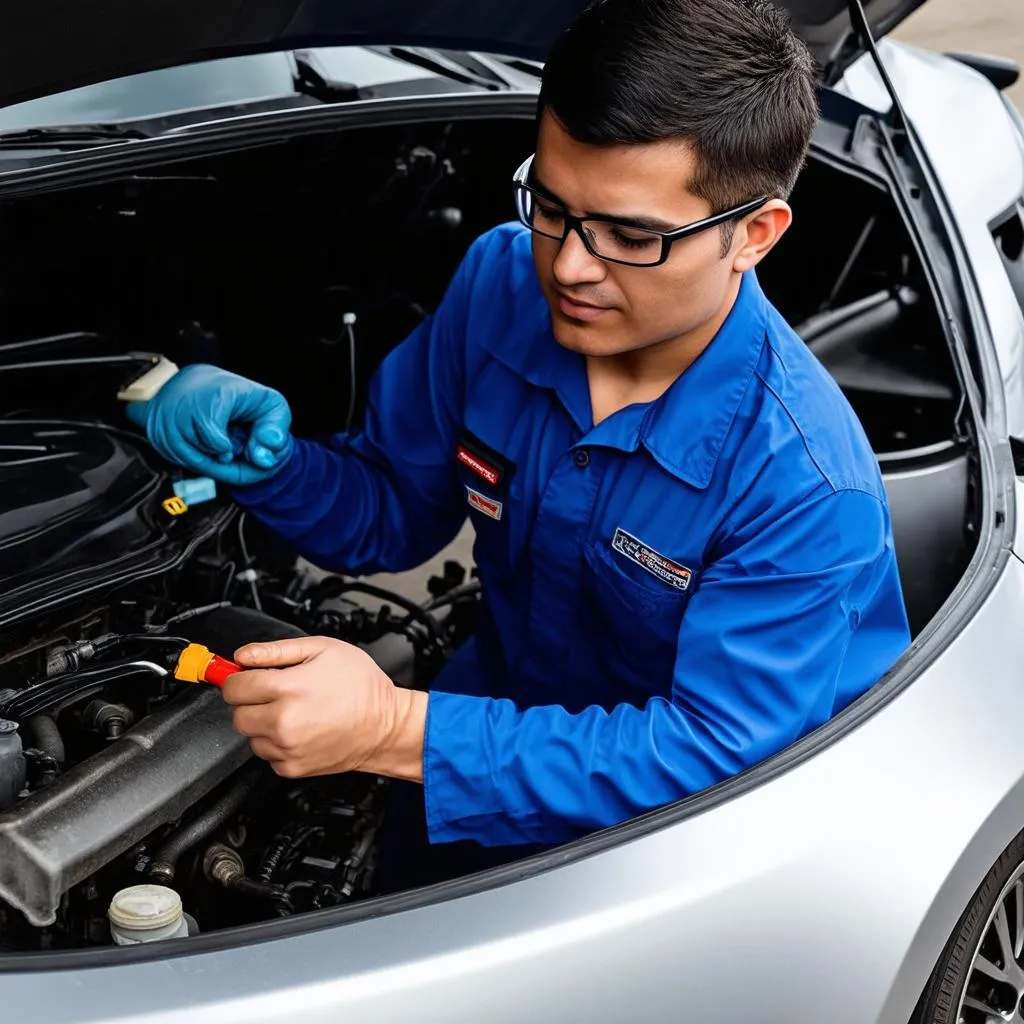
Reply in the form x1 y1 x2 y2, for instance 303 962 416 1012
580 541 696 697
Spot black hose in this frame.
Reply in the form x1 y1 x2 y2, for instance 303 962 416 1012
258 826 299 883
24 714 64 765
258 823 323 883
309 577 444 647
226 874 291 908
97 634 190 650
149 764 264 882
421 580 482 612
1 661 167 721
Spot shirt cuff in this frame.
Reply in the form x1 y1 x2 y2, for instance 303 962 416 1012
424 690 512 845
228 435 306 507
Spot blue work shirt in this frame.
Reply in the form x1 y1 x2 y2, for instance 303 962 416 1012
236 222 910 847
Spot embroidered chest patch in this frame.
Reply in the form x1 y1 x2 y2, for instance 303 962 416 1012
457 444 501 486
466 486 503 520
612 528 692 591
454 431 516 495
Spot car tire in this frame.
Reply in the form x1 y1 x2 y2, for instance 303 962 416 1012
916 827 1024 1022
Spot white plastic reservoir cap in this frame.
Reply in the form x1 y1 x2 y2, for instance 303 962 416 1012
108 884 187 944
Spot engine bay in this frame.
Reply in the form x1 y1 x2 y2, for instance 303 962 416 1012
0 459 479 947
0 113 980 951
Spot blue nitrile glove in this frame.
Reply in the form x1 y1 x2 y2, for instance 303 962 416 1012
124 364 294 486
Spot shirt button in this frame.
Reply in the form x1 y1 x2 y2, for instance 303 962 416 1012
573 448 590 468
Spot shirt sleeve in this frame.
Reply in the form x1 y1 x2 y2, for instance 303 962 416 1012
423 487 908 846
230 233 494 576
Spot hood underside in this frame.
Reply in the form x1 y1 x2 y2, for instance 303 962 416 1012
1 0 926 110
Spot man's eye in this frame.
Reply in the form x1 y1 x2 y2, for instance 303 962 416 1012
536 204 565 223
610 228 657 250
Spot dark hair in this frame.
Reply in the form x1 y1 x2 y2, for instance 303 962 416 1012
539 0 819 220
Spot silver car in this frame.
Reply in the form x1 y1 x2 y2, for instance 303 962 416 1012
0 2 1021 1022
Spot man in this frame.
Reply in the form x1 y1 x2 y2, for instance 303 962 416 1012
128 0 910 884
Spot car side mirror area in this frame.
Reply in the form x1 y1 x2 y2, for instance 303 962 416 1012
945 51 1021 92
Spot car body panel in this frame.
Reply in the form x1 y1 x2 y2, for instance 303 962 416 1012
3 548 1022 1022
839 39 1024 437
0 0 926 111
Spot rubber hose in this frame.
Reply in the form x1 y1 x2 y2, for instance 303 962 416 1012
149 764 263 882
309 577 444 647
24 714 64 765
259 823 320 883
229 872 292 913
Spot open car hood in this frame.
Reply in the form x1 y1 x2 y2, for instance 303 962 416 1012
0 0 925 110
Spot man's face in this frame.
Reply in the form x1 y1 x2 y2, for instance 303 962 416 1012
530 113 741 359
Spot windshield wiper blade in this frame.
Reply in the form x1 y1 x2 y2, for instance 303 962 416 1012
0 123 151 148
376 46 505 91
291 51 361 104
488 54 543 79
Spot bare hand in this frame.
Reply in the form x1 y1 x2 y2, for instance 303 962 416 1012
221 636 426 781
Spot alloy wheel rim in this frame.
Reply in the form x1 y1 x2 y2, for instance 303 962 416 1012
958 861 1024 1022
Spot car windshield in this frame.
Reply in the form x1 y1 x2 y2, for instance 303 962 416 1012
0 46 459 133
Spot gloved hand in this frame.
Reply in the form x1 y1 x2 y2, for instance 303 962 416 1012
125 364 294 486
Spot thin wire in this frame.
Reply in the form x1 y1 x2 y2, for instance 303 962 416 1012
237 513 252 565
220 561 237 602
109 633 191 647
123 660 169 677
146 604 232 630
344 316 357 433
238 513 262 612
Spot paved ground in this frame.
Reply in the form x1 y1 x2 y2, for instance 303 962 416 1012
894 0 1024 109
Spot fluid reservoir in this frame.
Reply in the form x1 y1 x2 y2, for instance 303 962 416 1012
108 885 189 945
0 719 25 810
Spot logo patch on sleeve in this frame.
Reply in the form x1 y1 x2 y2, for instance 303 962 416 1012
466 486 503 520
612 528 691 591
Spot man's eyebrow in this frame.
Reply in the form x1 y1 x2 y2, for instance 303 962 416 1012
594 211 679 233
529 172 680 234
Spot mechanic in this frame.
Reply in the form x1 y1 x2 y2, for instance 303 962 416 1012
127 0 911 888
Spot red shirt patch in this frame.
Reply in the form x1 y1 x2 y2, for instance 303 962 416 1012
456 444 501 487
466 486 503 520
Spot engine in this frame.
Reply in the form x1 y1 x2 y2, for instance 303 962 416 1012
0 417 478 950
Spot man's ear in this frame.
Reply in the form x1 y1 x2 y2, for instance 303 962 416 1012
731 200 793 272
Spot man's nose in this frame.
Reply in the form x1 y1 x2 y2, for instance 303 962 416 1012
551 226 607 287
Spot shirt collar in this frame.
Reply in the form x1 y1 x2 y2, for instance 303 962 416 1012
482 279 594 434
482 267 768 486
641 269 768 489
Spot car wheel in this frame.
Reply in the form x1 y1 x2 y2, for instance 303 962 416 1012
917 828 1024 1023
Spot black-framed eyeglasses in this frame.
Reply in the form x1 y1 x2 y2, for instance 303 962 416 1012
512 154 769 268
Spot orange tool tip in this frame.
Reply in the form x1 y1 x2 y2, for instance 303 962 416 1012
173 643 241 687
